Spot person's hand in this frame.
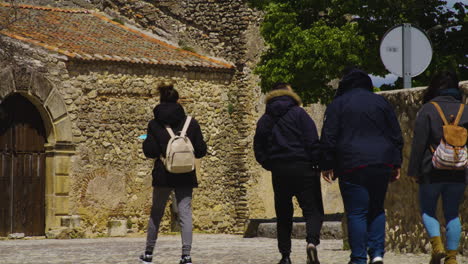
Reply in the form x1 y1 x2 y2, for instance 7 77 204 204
322 170 335 183
390 168 400 182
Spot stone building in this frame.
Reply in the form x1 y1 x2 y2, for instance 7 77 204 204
0 2 247 236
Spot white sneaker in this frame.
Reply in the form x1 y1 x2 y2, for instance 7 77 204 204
370 256 383 264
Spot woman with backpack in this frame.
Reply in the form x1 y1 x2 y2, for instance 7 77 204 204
408 71 468 264
140 85 207 264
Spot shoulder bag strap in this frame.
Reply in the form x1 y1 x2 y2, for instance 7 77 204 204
165 125 176 138
431 102 449 125
180 116 192 137
453 104 465 126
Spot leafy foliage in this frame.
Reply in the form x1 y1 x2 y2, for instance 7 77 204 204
249 0 468 104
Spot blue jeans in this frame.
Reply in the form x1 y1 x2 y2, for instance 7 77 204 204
419 183 466 250
339 165 391 264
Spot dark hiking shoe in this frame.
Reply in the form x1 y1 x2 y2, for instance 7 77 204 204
139 253 153 264
307 243 320 264
278 256 292 264
179 255 193 264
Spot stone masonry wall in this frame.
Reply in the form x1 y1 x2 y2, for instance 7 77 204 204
103 0 263 64
2 35 253 236
62 61 243 236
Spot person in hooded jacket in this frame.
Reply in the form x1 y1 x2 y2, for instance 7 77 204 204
320 68 403 264
408 71 467 264
254 83 324 264
140 85 207 264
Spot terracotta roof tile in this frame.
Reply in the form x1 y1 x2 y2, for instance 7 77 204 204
0 3 234 70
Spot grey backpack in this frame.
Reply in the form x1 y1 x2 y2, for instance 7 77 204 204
162 116 195 173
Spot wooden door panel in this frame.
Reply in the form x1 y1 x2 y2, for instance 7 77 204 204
0 128 13 152
0 94 46 236
34 153 46 235
0 153 12 236
12 153 45 236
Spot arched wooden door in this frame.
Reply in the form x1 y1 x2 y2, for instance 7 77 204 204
0 94 46 236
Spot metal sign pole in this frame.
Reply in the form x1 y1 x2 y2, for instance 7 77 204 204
402 23 412 88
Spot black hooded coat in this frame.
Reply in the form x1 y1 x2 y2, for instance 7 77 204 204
253 89 320 170
320 69 403 172
143 103 207 187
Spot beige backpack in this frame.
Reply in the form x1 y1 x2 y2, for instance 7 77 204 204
430 102 468 170
162 116 195 173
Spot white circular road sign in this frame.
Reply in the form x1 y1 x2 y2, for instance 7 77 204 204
380 24 433 78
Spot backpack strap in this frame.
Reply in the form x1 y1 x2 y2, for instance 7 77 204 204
165 126 176 138
453 104 465 126
180 116 192 137
431 102 449 125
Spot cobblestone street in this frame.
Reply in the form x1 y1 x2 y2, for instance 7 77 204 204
1 234 466 264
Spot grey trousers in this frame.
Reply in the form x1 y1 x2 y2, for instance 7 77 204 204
145 187 193 256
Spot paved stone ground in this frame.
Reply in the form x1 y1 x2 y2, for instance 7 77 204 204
0 234 466 264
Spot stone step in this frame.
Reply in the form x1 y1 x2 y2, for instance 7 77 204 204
244 216 343 240
257 221 342 240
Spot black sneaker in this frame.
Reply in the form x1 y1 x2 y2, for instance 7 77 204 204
307 243 320 264
179 255 193 264
278 256 292 264
139 253 153 264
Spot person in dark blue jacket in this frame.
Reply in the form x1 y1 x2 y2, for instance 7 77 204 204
320 68 403 264
254 83 324 264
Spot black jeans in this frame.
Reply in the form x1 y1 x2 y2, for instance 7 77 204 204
271 161 324 256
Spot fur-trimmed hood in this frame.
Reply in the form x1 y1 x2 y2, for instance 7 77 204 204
265 89 302 118
265 89 302 105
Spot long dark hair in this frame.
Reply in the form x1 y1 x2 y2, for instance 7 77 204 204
423 71 460 103
158 85 179 103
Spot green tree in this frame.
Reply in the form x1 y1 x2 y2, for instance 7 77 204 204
250 0 468 104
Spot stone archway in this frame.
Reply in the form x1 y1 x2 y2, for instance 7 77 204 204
0 66 75 234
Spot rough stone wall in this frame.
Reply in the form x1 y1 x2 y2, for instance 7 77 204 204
378 82 468 254
60 61 243 235
103 0 263 64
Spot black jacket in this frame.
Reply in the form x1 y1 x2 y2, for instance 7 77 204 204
320 70 403 172
142 103 207 187
254 89 320 170
408 96 468 183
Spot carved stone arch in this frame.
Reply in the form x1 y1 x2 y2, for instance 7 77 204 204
0 66 75 233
